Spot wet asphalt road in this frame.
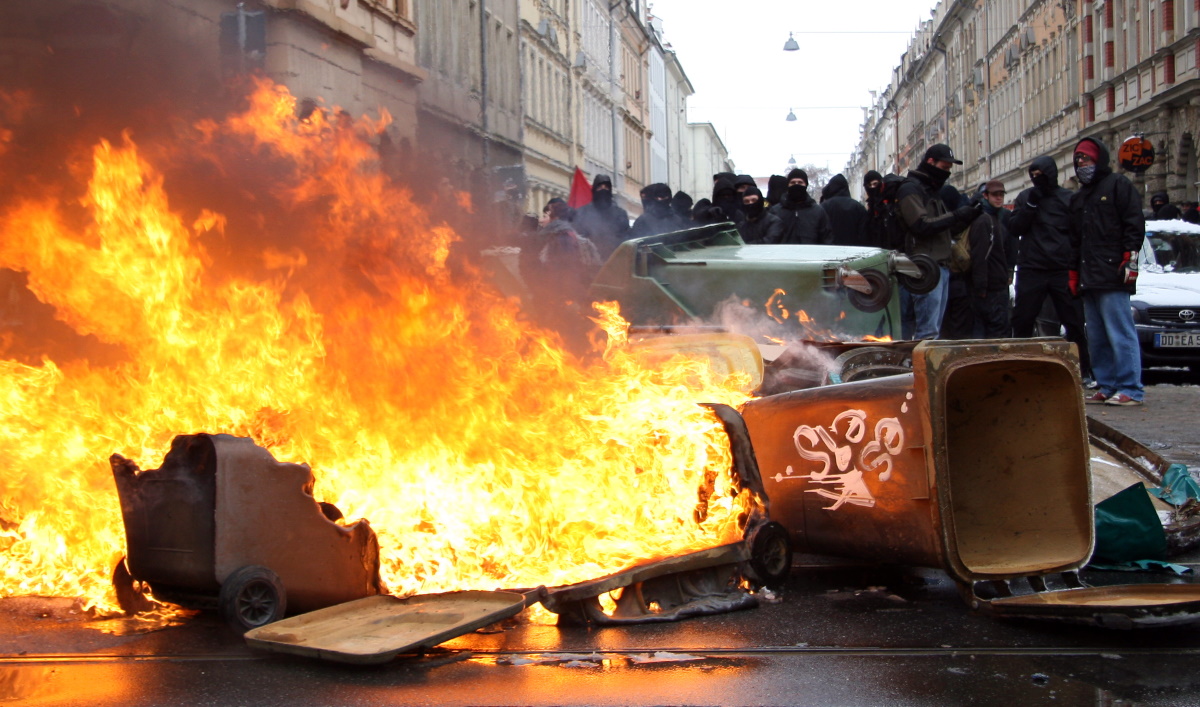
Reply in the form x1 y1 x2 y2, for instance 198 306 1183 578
4 374 1200 706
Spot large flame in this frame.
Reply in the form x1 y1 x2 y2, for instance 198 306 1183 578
0 79 755 611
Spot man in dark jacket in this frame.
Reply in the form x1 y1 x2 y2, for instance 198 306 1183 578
1070 137 1146 406
711 177 744 225
766 174 788 207
862 170 889 249
767 168 833 245
672 191 694 222
631 182 685 238
967 180 1012 338
1009 155 1090 377
571 174 630 260
820 173 870 246
894 143 984 339
1150 192 1182 220
737 186 783 244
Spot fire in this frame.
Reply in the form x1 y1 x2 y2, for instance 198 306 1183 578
0 79 756 612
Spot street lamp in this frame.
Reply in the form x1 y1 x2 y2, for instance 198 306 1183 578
783 32 799 51
786 108 797 121
788 155 797 167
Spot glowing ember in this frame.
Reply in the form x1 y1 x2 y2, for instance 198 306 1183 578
0 79 756 612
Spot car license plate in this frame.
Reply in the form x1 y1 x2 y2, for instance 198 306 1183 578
1155 332 1200 347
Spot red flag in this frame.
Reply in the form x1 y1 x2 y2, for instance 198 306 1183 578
567 167 592 209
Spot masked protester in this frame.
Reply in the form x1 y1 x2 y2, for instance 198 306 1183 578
765 174 788 208
820 173 870 246
672 191 694 222
711 177 744 225
570 174 631 260
862 170 889 249
631 183 685 237
1150 192 1181 220
964 180 1012 338
725 175 756 219
737 186 784 244
1009 155 1091 380
767 168 833 245
894 143 985 340
1069 137 1146 406
691 197 724 225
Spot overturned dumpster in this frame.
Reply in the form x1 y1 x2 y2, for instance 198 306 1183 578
587 224 939 341
111 434 384 630
738 338 1200 628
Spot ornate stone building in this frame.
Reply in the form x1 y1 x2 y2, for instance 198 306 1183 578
851 0 1200 207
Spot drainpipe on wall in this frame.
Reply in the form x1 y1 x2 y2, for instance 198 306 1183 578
609 2 622 198
480 0 490 167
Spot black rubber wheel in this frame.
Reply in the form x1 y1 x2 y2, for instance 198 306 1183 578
845 269 893 313
219 566 286 631
826 346 913 384
896 253 940 295
746 521 793 585
112 556 155 615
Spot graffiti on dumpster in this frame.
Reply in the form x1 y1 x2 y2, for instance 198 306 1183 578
771 408 906 510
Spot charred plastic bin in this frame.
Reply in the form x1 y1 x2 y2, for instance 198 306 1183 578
740 339 1200 627
111 434 383 630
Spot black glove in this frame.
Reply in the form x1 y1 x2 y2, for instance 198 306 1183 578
953 203 984 224
1025 187 1042 208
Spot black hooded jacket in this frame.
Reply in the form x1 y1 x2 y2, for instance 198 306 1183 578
1008 156 1076 272
1068 137 1146 292
820 174 870 247
631 183 687 238
571 174 631 259
767 185 833 245
711 178 745 225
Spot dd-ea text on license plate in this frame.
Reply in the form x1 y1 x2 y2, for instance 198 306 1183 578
1156 332 1200 347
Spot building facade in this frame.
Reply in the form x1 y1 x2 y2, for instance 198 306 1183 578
851 0 1200 207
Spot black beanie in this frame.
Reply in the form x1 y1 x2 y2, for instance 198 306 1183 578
787 168 808 183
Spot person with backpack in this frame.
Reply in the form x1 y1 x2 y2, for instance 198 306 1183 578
1070 137 1146 406
894 144 985 339
1009 155 1091 379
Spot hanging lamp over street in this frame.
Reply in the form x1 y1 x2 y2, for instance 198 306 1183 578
786 108 797 122
783 32 799 51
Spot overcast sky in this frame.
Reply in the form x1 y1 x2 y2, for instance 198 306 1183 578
649 0 940 179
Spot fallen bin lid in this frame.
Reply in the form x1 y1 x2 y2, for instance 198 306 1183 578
977 584 1200 629
244 591 528 664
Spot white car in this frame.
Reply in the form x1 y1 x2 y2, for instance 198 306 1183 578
1133 219 1200 371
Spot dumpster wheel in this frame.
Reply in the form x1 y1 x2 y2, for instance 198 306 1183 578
745 522 793 585
895 253 940 295
845 269 892 313
220 566 286 631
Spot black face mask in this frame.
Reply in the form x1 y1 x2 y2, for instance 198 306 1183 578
866 182 882 197
787 183 809 203
745 200 765 219
649 198 673 217
924 164 951 190
593 189 613 207
1030 173 1052 192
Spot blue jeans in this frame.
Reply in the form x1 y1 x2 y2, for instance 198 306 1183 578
900 266 951 340
1082 289 1143 400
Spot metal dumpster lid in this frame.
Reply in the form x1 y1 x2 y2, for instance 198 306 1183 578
244 591 528 664
968 577 1200 629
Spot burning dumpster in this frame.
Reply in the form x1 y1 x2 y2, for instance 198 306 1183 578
587 224 939 341
739 339 1200 627
111 434 384 630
